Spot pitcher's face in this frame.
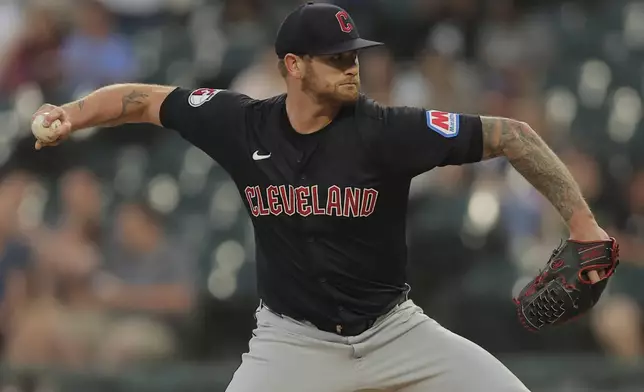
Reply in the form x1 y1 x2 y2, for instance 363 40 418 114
301 51 360 103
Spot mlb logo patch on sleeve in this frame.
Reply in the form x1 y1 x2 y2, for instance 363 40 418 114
188 88 221 107
426 110 460 138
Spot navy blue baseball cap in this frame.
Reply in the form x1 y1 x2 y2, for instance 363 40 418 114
275 2 384 59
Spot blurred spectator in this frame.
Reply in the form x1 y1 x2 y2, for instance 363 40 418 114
210 0 268 87
61 0 138 95
29 168 104 301
57 168 103 244
229 47 286 99
0 0 22 59
221 0 263 29
98 202 195 315
439 0 481 60
359 47 395 105
100 0 175 35
6 231 104 368
0 171 35 352
0 1 66 97
390 62 430 108
478 0 554 72
419 50 481 113
5 180 189 369
591 170 644 363
87 202 196 367
4 168 105 368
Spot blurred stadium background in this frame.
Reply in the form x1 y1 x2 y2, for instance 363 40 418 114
0 0 643 390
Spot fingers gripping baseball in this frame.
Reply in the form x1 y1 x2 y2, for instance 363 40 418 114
31 105 72 150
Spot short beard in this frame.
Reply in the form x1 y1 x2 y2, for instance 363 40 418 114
302 70 359 104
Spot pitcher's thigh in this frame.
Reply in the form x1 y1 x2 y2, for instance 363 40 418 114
395 321 530 392
225 327 355 392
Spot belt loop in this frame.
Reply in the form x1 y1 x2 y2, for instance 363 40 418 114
404 283 411 301
254 300 263 321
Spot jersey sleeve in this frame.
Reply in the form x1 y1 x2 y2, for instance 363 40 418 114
159 87 252 170
378 106 483 177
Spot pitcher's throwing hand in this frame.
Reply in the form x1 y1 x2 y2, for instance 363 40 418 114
31 104 72 150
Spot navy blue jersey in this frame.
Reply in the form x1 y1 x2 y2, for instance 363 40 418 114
160 88 483 334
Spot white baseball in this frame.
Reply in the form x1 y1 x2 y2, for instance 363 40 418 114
31 113 61 143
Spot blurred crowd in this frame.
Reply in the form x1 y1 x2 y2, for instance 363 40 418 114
0 0 643 388
0 169 194 370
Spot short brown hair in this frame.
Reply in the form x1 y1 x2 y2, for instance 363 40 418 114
277 59 288 78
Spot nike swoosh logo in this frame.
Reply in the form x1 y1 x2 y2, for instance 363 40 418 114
252 150 271 160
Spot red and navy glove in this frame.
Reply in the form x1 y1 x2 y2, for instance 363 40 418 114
513 238 619 332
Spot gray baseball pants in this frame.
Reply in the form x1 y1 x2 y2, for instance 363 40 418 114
225 299 530 392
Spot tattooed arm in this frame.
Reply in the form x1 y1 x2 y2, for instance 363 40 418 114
31 84 173 144
61 84 175 130
31 84 176 149
480 117 602 235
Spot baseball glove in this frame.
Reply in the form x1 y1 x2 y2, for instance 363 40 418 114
513 238 619 332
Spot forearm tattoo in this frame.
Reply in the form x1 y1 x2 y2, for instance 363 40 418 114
480 116 589 223
114 90 149 121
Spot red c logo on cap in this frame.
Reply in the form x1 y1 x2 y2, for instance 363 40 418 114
335 11 353 33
